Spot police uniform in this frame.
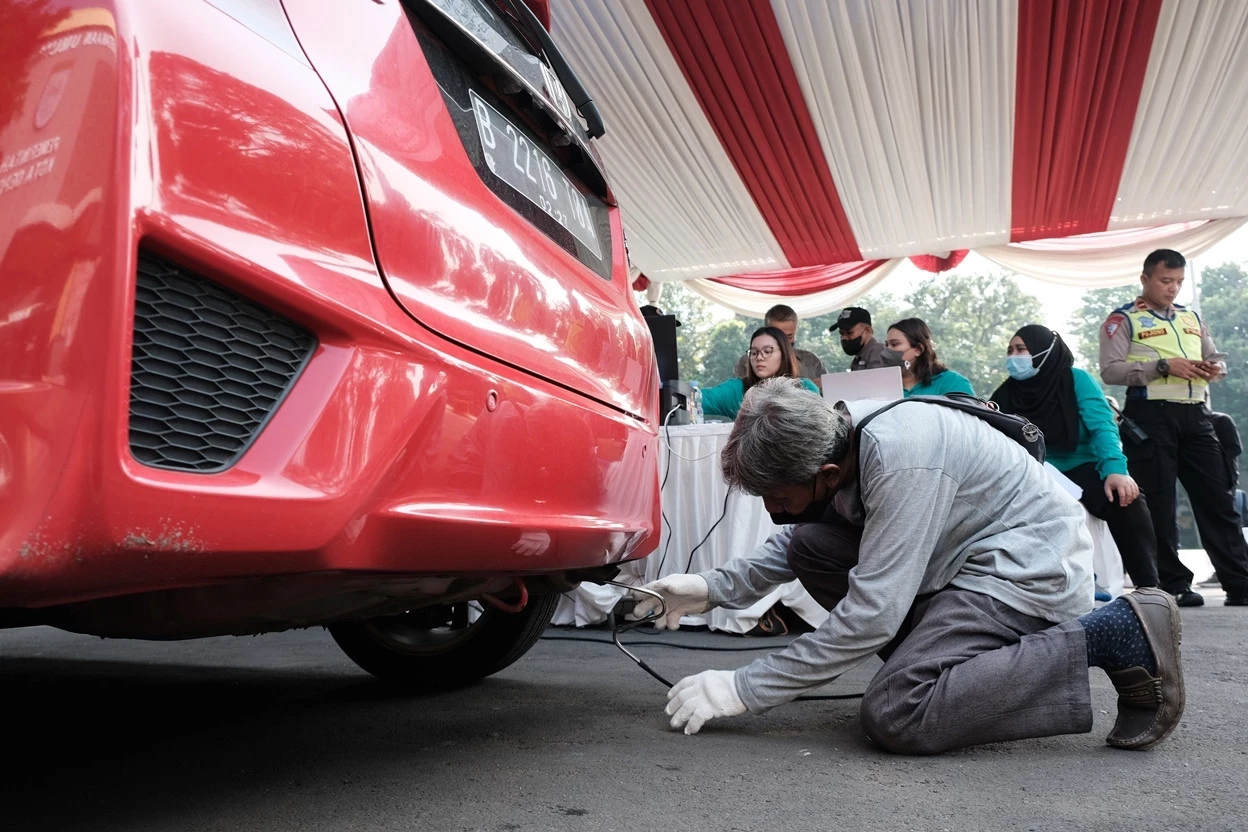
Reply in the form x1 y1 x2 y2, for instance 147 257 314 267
1099 298 1248 602
849 336 887 371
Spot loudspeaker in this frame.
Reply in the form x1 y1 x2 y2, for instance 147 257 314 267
643 314 680 384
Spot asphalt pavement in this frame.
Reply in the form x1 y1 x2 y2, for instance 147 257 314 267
2 600 1245 832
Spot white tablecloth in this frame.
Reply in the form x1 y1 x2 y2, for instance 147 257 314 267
553 423 1125 630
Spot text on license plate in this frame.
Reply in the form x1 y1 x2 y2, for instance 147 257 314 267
469 90 601 258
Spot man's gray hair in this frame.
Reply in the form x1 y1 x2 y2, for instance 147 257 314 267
721 378 851 496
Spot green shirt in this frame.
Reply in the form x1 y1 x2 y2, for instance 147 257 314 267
904 369 975 398
702 376 820 420
1042 368 1128 479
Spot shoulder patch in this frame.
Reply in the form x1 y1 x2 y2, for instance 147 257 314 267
1104 313 1126 338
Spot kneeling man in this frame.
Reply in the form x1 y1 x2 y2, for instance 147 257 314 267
635 378 1184 753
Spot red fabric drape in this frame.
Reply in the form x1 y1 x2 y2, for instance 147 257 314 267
909 250 969 273
707 260 887 296
1011 0 1163 242
643 0 862 266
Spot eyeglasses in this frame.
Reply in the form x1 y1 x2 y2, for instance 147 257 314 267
748 346 777 360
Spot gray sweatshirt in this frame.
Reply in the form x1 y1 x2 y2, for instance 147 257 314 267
702 399 1095 713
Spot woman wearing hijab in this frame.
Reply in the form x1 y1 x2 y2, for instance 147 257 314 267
991 325 1160 589
701 326 819 420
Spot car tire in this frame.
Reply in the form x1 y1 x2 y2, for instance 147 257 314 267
328 592 559 690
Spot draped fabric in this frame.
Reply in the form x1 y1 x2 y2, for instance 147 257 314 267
978 218 1246 286
771 0 1016 259
707 259 887 295
688 260 903 318
550 0 787 283
644 0 862 265
1112 1 1248 228
910 250 970 274
549 0 1248 303
1011 0 1163 241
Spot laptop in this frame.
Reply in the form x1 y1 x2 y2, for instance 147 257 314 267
820 366 904 403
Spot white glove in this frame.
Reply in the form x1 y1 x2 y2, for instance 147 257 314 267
630 574 710 630
665 669 747 735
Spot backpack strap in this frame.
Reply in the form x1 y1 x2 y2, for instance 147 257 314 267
852 394 1046 463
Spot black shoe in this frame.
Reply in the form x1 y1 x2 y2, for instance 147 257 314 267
1172 589 1205 607
1226 589 1248 607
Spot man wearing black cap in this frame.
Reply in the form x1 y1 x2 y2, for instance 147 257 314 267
835 307 886 371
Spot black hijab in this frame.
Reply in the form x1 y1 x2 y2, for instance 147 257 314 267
990 325 1080 452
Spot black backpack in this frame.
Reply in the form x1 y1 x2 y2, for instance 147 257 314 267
852 393 1046 463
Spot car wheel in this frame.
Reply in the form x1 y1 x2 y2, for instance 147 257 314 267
328 592 559 690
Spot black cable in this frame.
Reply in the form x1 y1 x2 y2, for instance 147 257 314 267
544 613 866 702
684 486 731 574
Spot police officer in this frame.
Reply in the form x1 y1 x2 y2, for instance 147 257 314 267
1099 248 1248 607
833 307 887 371
733 304 826 386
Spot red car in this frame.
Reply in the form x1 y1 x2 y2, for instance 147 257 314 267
1 0 660 687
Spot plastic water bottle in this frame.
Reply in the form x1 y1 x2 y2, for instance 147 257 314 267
688 381 704 424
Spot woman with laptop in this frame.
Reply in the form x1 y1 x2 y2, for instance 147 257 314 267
701 326 819 420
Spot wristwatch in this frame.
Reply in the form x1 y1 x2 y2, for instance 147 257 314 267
1157 358 1170 378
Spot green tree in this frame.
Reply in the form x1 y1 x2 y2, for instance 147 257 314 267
1197 262 1248 441
651 282 722 383
903 273 1043 396
1068 285 1138 373
700 319 749 385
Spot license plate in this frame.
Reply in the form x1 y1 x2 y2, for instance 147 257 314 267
469 90 601 258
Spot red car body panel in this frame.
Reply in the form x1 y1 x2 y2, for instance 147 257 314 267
282 0 656 420
0 0 660 633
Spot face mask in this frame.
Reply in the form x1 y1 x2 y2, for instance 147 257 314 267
841 335 865 356
1006 341 1054 381
880 347 906 368
1005 355 1037 380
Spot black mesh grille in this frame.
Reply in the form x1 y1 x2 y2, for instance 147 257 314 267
129 252 316 472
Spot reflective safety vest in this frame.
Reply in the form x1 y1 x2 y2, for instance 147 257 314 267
1120 302 1207 401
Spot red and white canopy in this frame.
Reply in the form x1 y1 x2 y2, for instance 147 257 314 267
549 0 1248 312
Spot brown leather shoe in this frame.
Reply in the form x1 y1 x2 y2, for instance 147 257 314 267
1105 588 1185 750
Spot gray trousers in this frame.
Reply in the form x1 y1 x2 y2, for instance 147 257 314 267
788 517 1094 754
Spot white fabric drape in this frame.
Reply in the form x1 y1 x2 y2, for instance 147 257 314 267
977 218 1246 286
769 0 1017 258
551 0 788 282
1112 0 1248 228
551 0 1248 293
684 259 903 318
